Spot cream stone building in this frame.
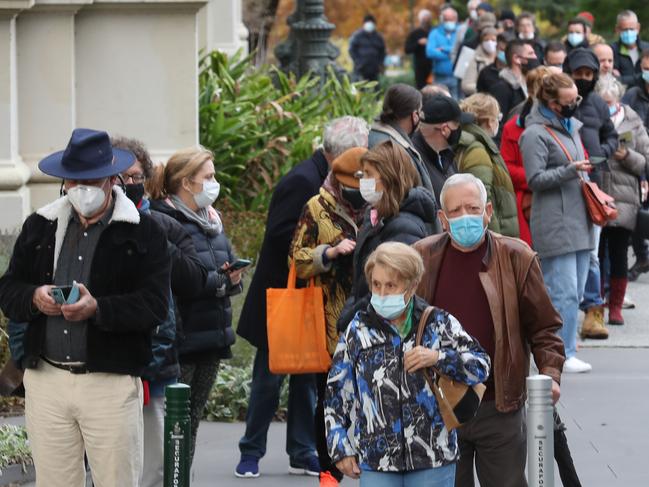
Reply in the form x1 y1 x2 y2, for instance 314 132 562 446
0 0 247 232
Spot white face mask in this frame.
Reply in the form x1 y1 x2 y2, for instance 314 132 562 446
469 10 478 21
193 180 220 208
360 178 383 205
67 182 108 218
519 32 535 41
482 40 497 54
363 21 376 33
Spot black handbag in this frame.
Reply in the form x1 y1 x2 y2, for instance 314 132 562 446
636 207 649 240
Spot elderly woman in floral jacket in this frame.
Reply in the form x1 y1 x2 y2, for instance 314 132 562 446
290 146 368 484
325 242 490 487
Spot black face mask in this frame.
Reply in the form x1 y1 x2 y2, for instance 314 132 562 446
521 57 541 74
556 102 579 119
341 187 366 210
574 78 596 97
125 183 145 206
447 126 462 148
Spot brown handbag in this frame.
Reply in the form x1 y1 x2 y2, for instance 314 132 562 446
415 306 486 430
544 126 618 226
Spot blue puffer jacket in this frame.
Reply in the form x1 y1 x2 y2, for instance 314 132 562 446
325 296 490 472
150 199 242 360
426 25 457 77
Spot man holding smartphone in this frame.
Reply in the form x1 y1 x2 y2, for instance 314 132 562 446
0 128 170 487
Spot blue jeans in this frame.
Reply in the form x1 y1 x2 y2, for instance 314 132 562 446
541 250 590 359
580 225 605 310
360 464 456 487
238 347 317 460
434 75 459 99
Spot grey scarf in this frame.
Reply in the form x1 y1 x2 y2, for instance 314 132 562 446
169 194 223 236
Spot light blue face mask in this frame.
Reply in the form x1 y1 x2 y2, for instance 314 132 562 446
609 104 619 116
567 33 585 47
371 293 409 320
447 213 486 249
643 70 649 83
443 21 457 32
620 29 638 46
497 50 507 64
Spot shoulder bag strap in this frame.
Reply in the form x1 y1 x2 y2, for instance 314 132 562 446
544 126 585 182
415 306 438 392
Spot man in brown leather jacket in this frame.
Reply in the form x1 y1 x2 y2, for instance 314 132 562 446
413 173 565 487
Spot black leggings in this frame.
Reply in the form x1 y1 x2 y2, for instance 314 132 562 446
315 372 344 481
599 227 631 278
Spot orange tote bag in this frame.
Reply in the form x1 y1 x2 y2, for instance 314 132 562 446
266 263 331 374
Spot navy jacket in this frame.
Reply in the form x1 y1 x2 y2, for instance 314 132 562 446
150 200 241 360
611 39 649 88
237 149 329 349
622 84 649 131
349 29 386 81
0 190 170 376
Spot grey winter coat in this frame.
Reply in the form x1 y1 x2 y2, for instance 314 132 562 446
602 106 649 231
520 102 595 259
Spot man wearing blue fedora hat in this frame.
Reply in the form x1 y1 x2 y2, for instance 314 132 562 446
0 128 171 487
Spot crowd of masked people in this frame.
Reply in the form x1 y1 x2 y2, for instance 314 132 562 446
1 6 648 487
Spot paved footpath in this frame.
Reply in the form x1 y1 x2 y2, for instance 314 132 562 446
14 276 649 487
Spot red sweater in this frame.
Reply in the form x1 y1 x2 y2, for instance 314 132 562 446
500 115 532 246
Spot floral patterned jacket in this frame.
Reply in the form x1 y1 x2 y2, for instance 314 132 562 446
325 296 490 472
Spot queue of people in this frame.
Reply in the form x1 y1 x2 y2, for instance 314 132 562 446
1 5 649 487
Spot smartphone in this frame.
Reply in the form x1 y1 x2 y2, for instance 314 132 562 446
50 283 80 305
588 156 607 165
226 259 253 272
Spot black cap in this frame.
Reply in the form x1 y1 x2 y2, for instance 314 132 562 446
564 47 599 74
499 9 516 22
422 95 475 125
363 14 376 23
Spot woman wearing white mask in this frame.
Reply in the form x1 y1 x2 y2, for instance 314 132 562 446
325 242 490 487
337 140 437 331
461 27 498 96
456 93 519 238
148 146 246 465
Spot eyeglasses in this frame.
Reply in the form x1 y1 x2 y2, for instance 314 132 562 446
122 173 145 184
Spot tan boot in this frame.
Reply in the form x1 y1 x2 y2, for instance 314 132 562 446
580 306 608 339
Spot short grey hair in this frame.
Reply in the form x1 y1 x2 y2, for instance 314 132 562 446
617 10 638 25
323 116 370 158
439 173 488 212
596 74 625 102
418 9 432 23
440 5 458 19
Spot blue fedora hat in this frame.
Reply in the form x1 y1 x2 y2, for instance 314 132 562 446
38 128 135 180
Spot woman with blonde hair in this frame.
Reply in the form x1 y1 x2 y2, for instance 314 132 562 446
455 93 519 237
520 72 595 373
326 242 490 486
500 66 554 245
148 146 246 464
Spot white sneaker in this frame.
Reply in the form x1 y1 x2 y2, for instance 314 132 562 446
563 356 592 373
623 295 635 309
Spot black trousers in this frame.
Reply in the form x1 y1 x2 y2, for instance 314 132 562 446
599 227 631 278
315 372 344 481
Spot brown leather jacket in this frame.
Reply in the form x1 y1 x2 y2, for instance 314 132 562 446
413 231 565 413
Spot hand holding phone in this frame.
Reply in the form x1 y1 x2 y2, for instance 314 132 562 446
225 259 253 272
50 282 80 305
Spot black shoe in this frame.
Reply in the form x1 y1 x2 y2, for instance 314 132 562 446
629 259 649 281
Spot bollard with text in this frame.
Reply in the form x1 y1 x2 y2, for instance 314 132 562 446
527 375 554 487
164 383 191 487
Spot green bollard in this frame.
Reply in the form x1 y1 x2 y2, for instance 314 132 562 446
164 383 191 487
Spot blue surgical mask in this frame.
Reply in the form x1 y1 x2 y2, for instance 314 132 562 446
371 293 409 320
497 50 507 64
643 70 649 83
447 213 486 249
609 104 619 116
443 21 457 32
567 33 585 47
620 29 638 46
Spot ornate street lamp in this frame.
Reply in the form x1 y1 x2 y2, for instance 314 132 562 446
275 0 341 78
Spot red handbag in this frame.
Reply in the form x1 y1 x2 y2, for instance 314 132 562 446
544 127 618 226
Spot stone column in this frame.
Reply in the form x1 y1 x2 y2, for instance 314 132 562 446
198 0 248 55
0 2 33 232
74 0 206 163
18 0 86 209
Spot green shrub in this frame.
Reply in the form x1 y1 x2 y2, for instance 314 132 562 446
199 49 381 213
0 424 32 470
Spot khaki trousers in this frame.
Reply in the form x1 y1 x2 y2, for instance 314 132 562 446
23 361 143 487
